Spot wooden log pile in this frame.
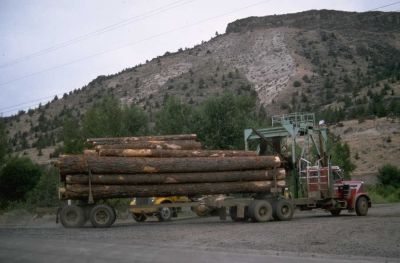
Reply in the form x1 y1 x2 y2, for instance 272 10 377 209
57 134 286 200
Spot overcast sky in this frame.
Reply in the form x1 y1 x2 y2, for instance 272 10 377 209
0 0 398 116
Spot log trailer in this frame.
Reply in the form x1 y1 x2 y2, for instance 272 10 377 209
56 113 370 228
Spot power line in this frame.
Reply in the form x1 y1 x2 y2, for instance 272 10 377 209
321 2 400 32
2 1 399 114
0 0 272 115
0 94 62 112
0 0 197 69
0 0 272 88
368 1 400 11
0 94 65 114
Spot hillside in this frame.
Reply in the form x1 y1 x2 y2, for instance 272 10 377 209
3 9 400 179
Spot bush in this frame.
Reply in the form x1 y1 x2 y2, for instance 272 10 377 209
378 164 400 187
293 80 302 87
302 75 311 83
155 97 192 135
0 157 42 207
192 93 264 149
330 139 356 179
26 166 59 207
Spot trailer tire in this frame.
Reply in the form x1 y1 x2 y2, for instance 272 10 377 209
355 196 368 216
272 199 294 221
132 213 147 222
249 200 272 222
111 206 117 225
89 204 116 228
60 205 86 228
229 206 249 222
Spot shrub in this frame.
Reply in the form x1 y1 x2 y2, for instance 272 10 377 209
378 164 400 187
293 80 302 87
26 167 59 207
0 157 42 206
302 75 311 83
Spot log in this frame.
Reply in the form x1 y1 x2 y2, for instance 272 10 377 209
97 149 257 158
65 169 286 185
95 140 202 150
83 150 97 155
60 180 287 199
87 134 198 145
58 155 281 177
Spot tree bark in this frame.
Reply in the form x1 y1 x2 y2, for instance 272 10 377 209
87 134 197 145
97 149 257 158
58 155 281 178
83 150 97 155
60 180 286 199
65 169 286 185
95 140 202 150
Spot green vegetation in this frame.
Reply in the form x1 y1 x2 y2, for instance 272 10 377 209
155 93 265 149
377 164 400 187
60 92 266 153
59 96 148 154
155 97 192 135
192 93 263 149
293 80 302 87
63 117 84 154
0 157 42 208
0 119 7 166
330 136 356 179
25 166 59 208
367 164 400 203
83 96 148 138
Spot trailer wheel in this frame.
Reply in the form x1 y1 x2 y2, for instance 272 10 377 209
330 209 341 216
157 207 172 221
355 196 368 216
249 200 272 222
89 204 116 228
111 206 117 225
60 205 86 228
229 206 249 222
132 213 147 222
272 199 294 221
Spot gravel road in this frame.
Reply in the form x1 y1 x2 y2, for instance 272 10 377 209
0 203 399 262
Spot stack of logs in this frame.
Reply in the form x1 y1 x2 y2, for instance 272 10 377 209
56 134 286 200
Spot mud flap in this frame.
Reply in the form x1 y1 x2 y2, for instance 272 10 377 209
56 206 62 224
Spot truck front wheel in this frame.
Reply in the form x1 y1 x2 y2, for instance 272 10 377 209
355 196 368 216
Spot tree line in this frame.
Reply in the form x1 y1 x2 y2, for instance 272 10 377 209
0 92 361 209
62 92 267 153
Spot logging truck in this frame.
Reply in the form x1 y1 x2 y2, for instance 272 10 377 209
56 113 370 228
243 113 371 217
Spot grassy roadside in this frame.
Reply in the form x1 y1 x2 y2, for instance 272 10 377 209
366 185 400 204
